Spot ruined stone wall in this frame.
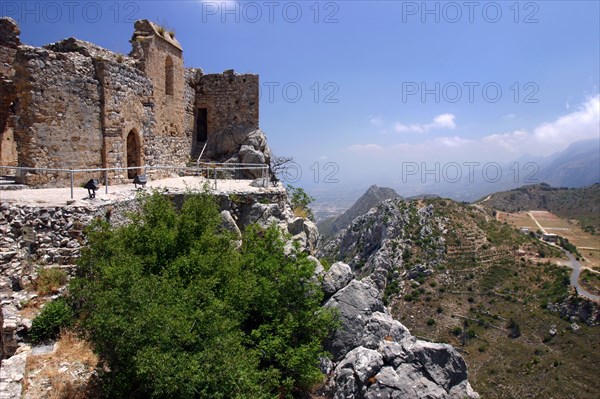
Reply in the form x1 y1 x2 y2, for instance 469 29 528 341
11 46 103 186
0 18 20 167
191 71 260 160
94 55 154 181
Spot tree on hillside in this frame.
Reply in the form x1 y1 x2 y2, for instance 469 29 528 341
287 185 315 220
69 191 336 398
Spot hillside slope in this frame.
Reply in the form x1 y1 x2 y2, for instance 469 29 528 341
478 183 600 231
318 197 600 399
317 185 400 237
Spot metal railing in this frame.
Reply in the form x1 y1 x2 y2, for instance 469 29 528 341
0 162 270 199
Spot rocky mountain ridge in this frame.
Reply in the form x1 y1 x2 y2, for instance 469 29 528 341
317 185 401 237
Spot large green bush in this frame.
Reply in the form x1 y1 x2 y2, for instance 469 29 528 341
69 191 336 398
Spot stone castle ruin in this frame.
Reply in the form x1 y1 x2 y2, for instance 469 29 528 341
0 17 270 186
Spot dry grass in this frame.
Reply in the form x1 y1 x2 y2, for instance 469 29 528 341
293 206 310 219
24 330 99 399
18 297 44 319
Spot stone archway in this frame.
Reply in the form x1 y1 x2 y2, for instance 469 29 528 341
126 130 141 179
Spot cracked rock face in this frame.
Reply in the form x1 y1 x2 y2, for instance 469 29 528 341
322 266 478 399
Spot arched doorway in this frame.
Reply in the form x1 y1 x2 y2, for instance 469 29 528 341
126 130 141 179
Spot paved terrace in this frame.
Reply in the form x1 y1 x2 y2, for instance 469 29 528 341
0 176 285 208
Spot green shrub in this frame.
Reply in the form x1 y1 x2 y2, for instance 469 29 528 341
35 268 68 295
427 318 435 326
30 298 74 343
70 191 336 398
287 185 315 220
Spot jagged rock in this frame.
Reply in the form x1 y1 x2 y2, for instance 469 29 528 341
239 145 266 165
303 220 319 253
411 341 468 391
238 202 281 228
324 279 385 360
322 262 353 297
361 312 410 350
220 210 241 240
306 255 325 279
324 270 478 399
336 346 384 385
287 217 305 235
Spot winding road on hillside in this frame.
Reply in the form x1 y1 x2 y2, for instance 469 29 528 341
527 212 599 301
562 250 600 302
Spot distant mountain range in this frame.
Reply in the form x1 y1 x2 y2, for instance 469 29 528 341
535 139 600 188
478 183 600 230
417 138 600 202
316 185 400 236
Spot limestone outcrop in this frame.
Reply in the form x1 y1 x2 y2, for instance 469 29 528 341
322 268 479 399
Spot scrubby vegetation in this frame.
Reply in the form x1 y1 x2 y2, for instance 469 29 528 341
579 269 600 297
34 268 68 295
63 191 335 398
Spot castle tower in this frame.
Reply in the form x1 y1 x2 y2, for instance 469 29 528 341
129 20 187 167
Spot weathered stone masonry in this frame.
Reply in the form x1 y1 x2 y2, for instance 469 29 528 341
0 18 266 187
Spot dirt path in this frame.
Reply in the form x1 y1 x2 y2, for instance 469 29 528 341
527 212 547 234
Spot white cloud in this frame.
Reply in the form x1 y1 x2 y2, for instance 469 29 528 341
483 95 600 154
434 136 472 148
483 129 529 152
533 95 599 144
503 113 516 120
345 144 385 152
346 95 599 162
394 113 456 133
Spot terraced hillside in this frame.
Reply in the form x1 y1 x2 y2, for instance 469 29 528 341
319 197 600 399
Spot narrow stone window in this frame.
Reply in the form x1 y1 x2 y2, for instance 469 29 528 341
165 56 174 96
196 108 208 142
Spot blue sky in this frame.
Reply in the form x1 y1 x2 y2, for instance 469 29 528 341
3 0 599 191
